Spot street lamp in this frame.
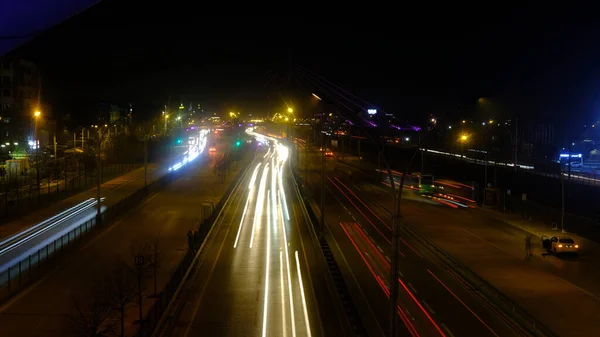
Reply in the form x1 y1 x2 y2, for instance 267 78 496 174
34 111 41 200
287 107 294 113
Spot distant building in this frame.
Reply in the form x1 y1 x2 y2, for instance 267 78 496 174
0 58 42 143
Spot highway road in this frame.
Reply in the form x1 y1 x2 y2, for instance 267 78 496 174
0 132 221 337
0 130 209 275
301 148 523 337
327 150 600 336
168 135 340 337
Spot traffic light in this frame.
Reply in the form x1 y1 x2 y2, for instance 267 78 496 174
176 138 182 144
235 140 241 147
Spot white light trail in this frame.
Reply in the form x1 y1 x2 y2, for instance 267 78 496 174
278 165 291 221
250 164 269 249
0 198 103 256
249 163 262 189
264 148 271 158
278 191 296 337
234 163 263 248
261 190 272 337
295 250 313 337
280 250 288 337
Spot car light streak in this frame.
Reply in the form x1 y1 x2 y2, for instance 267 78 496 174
0 198 95 248
278 165 290 221
295 250 312 337
278 192 296 337
427 269 499 337
249 163 262 188
234 163 263 248
250 164 269 248
0 197 104 256
261 190 272 337
280 250 288 337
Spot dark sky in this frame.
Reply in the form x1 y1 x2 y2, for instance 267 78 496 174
5 2 600 135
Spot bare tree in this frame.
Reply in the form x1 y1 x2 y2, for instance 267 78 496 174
103 261 138 337
66 295 117 337
148 238 163 298
129 241 153 328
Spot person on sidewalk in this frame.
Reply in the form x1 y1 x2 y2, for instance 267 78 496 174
525 234 532 260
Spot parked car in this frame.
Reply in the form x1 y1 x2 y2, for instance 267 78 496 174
541 235 579 255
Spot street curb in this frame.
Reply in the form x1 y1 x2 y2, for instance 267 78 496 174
148 155 253 337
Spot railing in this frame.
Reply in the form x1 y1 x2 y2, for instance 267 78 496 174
142 154 252 337
0 167 171 304
0 163 142 223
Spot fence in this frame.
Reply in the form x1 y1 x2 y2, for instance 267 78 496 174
0 163 142 223
137 153 252 337
0 165 170 304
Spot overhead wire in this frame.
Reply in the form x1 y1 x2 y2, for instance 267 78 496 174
298 64 383 113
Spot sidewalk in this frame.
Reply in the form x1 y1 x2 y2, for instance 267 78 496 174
0 163 161 241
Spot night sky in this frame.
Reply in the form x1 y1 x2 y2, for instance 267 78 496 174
3 2 600 139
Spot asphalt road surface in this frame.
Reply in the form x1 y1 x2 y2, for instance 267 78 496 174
0 138 239 337
301 147 523 337
168 138 340 337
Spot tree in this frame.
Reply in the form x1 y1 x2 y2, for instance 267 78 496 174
103 261 138 337
66 295 117 337
148 238 163 298
128 241 153 327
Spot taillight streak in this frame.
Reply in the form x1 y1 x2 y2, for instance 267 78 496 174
398 277 447 337
329 178 390 244
427 269 499 337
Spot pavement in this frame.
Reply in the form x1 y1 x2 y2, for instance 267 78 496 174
299 147 521 337
0 141 242 337
328 149 600 337
168 139 338 337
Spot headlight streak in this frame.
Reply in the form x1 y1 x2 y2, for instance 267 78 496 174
295 250 313 337
278 191 296 337
261 189 272 337
280 250 288 337
278 164 291 221
0 198 95 249
234 163 263 248
250 164 269 249
0 198 102 256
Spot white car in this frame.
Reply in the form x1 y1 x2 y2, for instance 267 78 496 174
548 236 579 255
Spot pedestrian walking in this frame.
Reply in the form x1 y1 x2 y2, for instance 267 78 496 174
525 234 532 259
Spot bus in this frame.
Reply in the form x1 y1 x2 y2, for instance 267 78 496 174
419 174 435 194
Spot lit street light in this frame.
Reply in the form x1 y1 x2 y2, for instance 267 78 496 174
33 110 41 201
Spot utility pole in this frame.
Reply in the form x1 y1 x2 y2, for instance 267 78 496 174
73 133 76 149
81 129 85 151
320 124 326 238
514 118 518 170
53 135 57 160
96 130 102 223
419 130 424 173
561 170 565 233
143 138 148 187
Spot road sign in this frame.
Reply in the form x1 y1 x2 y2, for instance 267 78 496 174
134 255 145 266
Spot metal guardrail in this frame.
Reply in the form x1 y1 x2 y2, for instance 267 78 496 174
290 167 367 337
400 223 559 337
147 155 253 337
0 167 173 304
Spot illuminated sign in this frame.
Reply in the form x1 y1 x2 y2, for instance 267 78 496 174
367 109 377 115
